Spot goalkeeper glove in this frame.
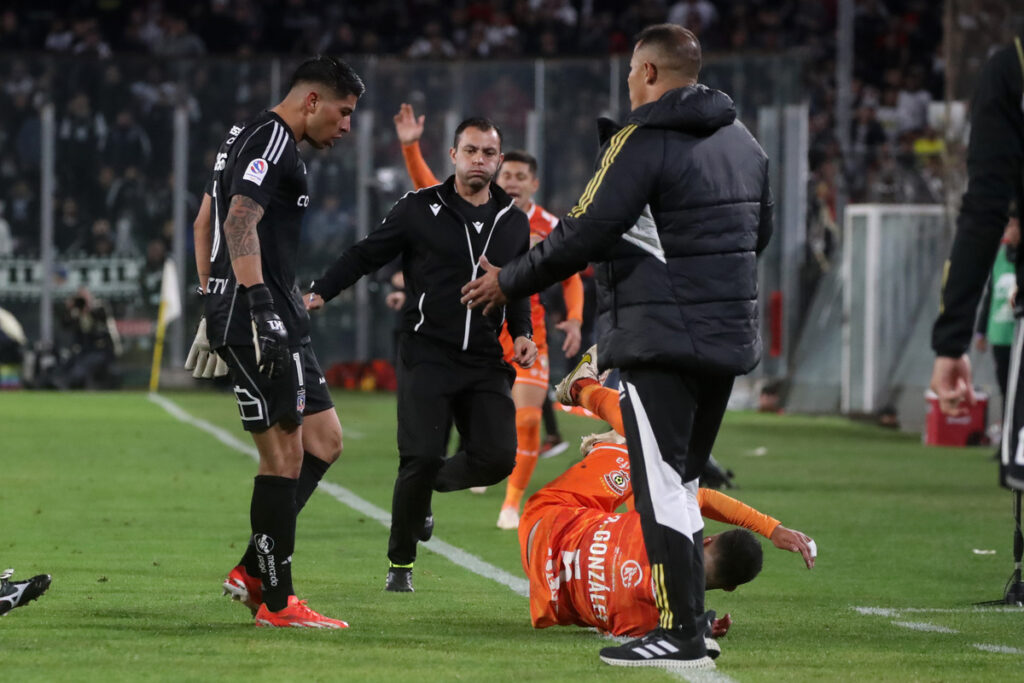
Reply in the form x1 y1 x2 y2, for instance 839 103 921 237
184 317 228 379
247 283 288 379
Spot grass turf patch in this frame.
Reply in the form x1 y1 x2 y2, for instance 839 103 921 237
1 390 1021 681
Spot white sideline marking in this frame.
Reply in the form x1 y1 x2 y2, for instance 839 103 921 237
892 621 958 633
853 606 1024 657
854 606 1024 615
148 393 528 596
150 393 735 682
973 643 1024 655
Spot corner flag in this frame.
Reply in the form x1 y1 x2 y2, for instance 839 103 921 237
148 258 181 392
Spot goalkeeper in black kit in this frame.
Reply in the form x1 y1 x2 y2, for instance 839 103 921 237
189 56 364 628
931 36 1024 491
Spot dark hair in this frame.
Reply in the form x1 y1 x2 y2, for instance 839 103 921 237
501 149 538 175
288 55 366 99
712 529 763 588
635 24 702 79
453 117 503 149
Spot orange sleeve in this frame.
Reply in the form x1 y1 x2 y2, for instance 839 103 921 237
401 141 441 190
560 272 584 322
697 489 780 538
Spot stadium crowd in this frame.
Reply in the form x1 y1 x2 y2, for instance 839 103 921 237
0 1 947 299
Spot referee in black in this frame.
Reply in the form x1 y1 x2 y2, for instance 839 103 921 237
196 56 363 628
462 25 772 670
931 36 1024 492
308 118 536 592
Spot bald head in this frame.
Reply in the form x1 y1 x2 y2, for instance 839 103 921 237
627 24 702 110
635 24 702 81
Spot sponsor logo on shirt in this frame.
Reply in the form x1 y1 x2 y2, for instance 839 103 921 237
242 158 269 186
620 560 643 589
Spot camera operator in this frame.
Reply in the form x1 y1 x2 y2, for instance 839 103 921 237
57 287 122 389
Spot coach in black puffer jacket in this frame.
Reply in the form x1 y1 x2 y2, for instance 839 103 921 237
497 81 772 376
462 25 773 669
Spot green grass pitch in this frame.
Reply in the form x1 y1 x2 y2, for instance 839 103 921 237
2 389 1021 681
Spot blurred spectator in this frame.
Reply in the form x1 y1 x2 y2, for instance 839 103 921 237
668 0 718 38
896 67 932 134
71 19 112 59
103 109 153 174
94 65 134 122
0 200 13 256
3 59 33 98
43 18 75 53
407 21 457 58
153 13 206 57
57 93 108 194
75 218 117 256
138 237 167 317
320 22 358 55
5 179 35 253
55 197 85 253
0 9 30 51
849 104 887 173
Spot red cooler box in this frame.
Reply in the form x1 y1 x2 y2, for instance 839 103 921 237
924 390 988 446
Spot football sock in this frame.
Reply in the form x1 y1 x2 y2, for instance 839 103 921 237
295 451 331 510
502 406 542 510
579 383 624 436
239 452 329 576
250 475 298 612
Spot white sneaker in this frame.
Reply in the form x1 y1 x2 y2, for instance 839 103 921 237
555 345 599 405
469 486 488 494
496 506 520 530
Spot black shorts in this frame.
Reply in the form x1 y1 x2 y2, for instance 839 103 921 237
220 343 334 432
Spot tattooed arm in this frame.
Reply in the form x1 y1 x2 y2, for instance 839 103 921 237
223 195 265 287
192 193 212 292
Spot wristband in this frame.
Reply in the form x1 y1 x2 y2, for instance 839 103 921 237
246 283 274 311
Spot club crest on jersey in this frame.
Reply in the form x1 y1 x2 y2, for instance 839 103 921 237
242 158 269 186
602 469 629 496
296 389 306 413
620 560 643 588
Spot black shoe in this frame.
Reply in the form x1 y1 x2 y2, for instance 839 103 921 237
419 514 434 542
385 566 414 593
599 628 715 670
697 610 722 660
0 568 52 616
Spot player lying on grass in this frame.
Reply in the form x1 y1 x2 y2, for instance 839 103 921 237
519 346 815 640
0 568 51 616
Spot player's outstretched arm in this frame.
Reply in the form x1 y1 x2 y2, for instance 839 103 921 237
394 103 425 145
394 103 440 189
769 525 816 569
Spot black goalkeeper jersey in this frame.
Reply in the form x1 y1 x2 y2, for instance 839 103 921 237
204 110 311 348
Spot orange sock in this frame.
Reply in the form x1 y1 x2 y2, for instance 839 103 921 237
503 406 542 510
578 385 625 436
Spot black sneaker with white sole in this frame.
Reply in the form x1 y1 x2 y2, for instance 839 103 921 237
599 628 715 670
0 568 52 616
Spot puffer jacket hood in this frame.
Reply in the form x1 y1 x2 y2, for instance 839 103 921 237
627 84 737 136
